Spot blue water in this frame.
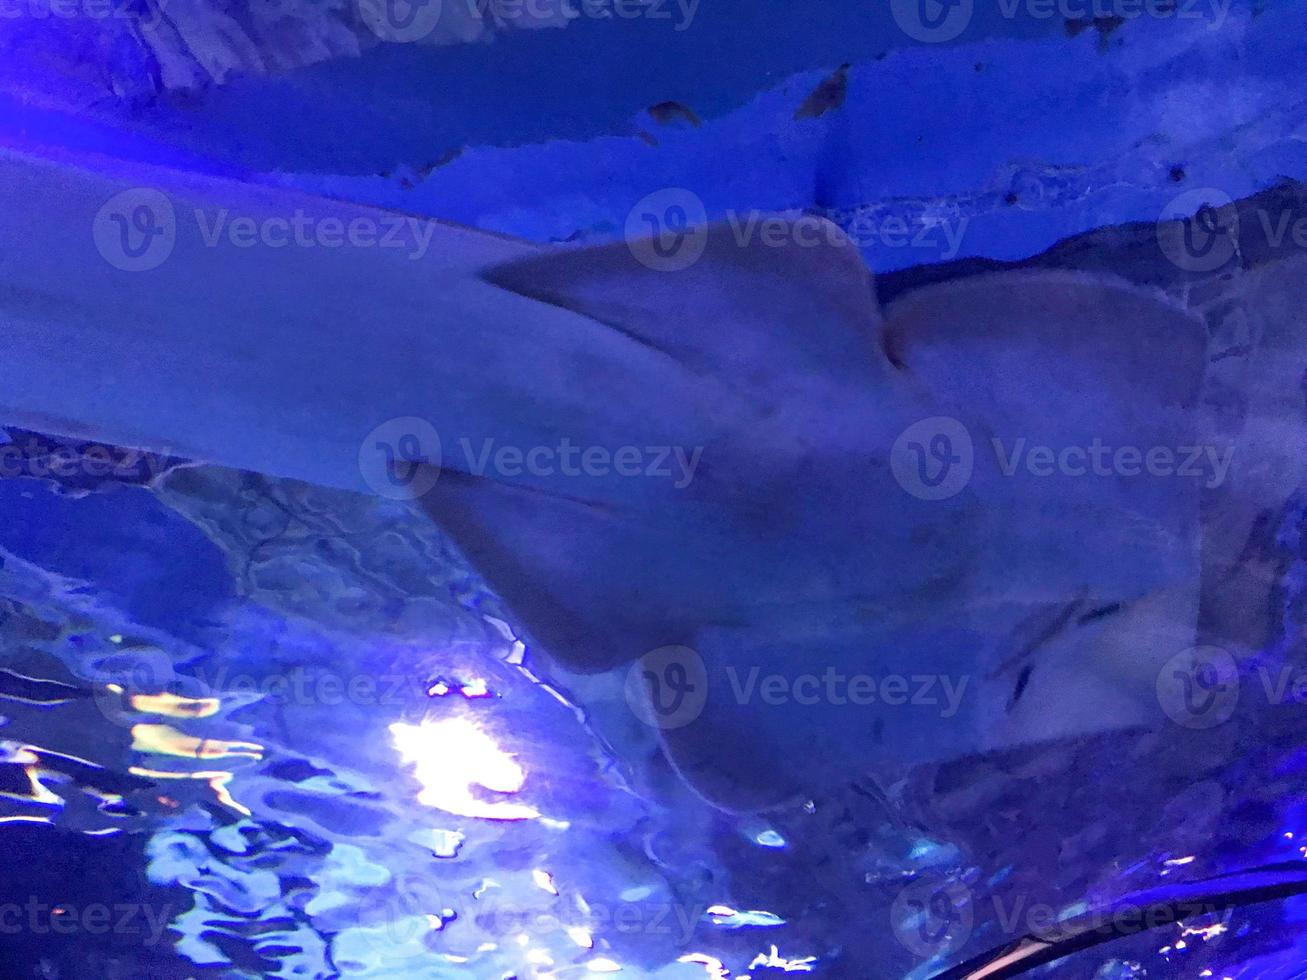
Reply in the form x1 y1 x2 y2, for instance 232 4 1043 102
6 2 1307 977
0 432 1305 978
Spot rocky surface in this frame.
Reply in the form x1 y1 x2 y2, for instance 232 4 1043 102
0 0 514 115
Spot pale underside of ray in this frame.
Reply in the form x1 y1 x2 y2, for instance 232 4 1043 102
1 145 1297 812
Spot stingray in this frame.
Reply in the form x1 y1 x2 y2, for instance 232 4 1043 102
1 144 1301 812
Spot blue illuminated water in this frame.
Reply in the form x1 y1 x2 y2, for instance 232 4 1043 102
6 2 1307 977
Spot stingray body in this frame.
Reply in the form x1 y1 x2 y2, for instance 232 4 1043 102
1 145 1300 810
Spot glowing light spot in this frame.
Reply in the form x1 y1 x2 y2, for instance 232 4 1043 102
129 691 220 719
567 926 594 949
15 766 60 806
390 719 539 821
755 829 786 848
460 679 491 699
129 766 250 816
707 906 785 929
678 953 729 979
748 946 817 973
586 957 622 973
1163 855 1196 867
1183 923 1228 942
533 869 558 895
131 724 262 761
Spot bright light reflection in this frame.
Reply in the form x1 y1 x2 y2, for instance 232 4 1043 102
390 718 539 821
748 945 817 973
533 869 558 894
678 953 729 979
